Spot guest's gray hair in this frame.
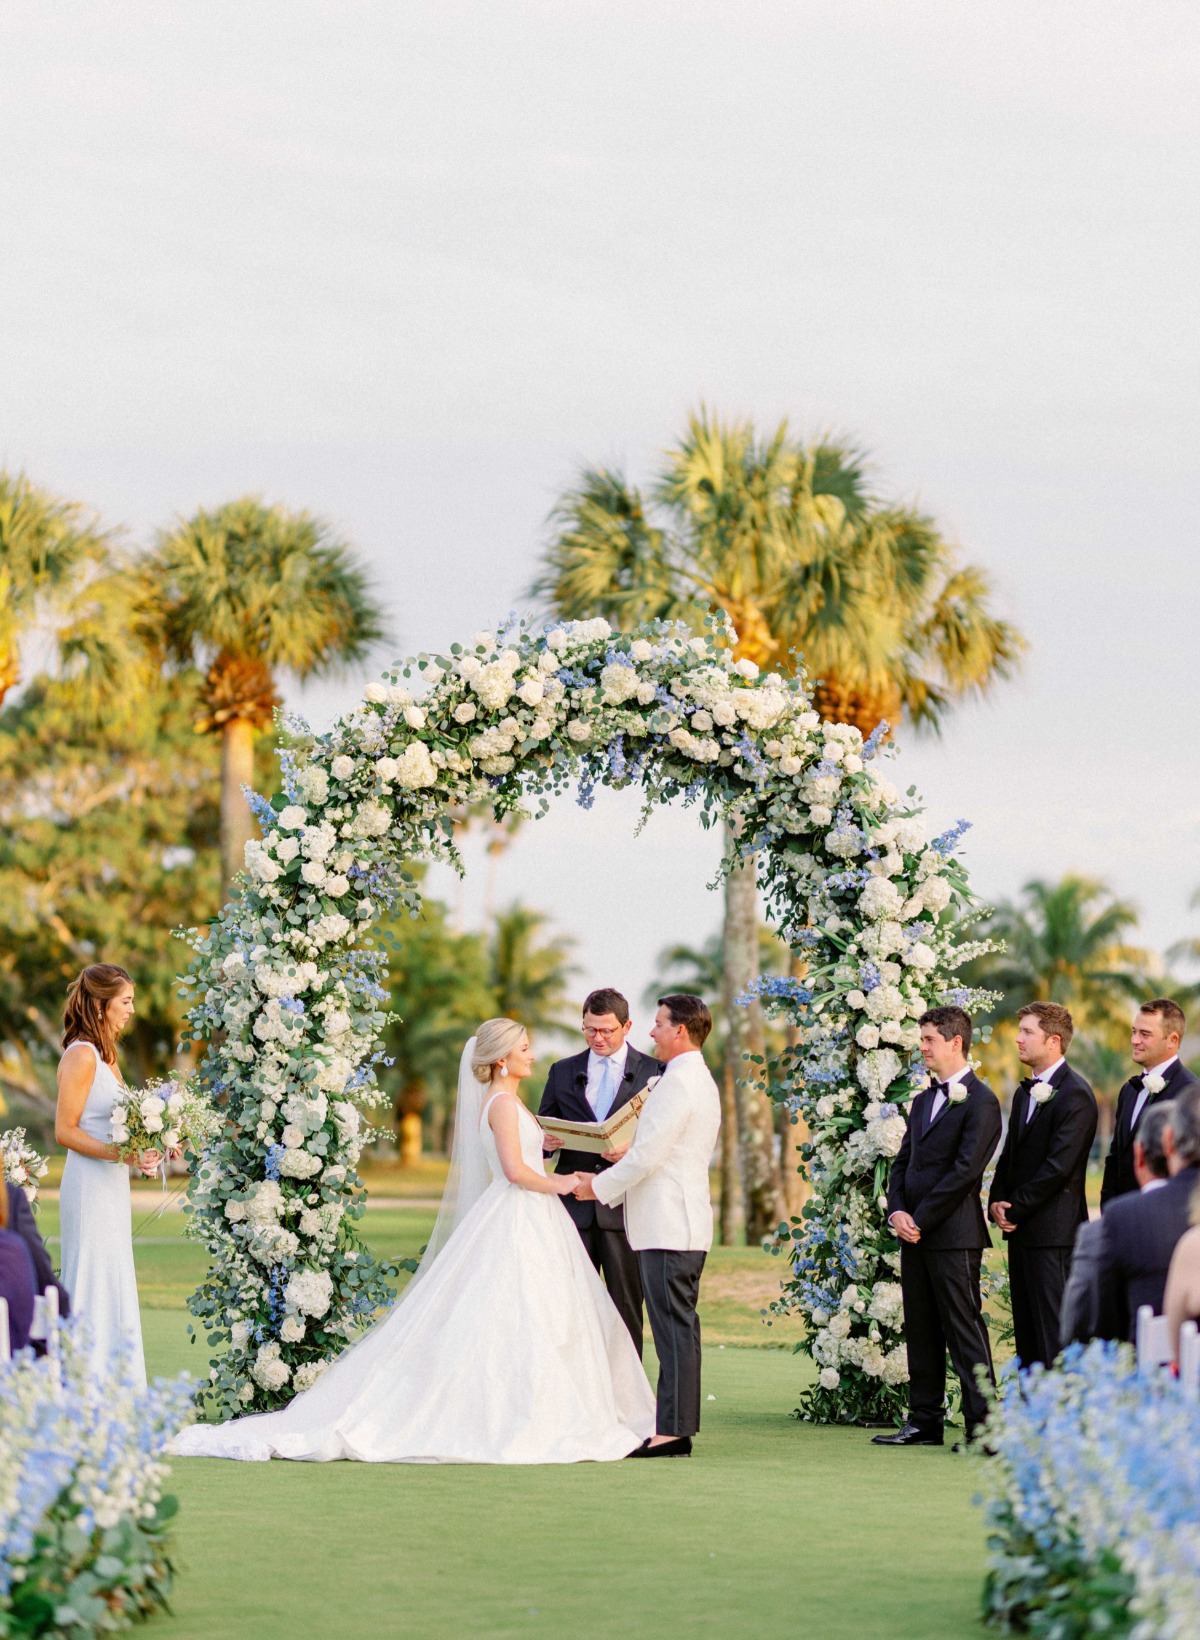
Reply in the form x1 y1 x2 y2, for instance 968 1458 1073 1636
1168 1084 1200 1165
1135 1100 1173 1179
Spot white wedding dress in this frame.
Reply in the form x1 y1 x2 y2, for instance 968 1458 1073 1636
172 1077 655 1464
58 1042 147 1389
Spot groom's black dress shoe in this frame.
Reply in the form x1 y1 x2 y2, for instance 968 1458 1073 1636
628 1436 692 1458
870 1423 943 1447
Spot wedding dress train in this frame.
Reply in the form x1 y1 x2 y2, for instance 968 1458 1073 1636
172 1092 655 1463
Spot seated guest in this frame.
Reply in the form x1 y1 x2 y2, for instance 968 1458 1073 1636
1062 1102 1173 1346
1095 1084 1200 1340
0 1178 37 1353
1164 1181 1200 1360
1100 998 1196 1209
5 1180 71 1319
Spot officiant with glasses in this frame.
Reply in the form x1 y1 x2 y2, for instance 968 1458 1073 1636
538 987 658 1354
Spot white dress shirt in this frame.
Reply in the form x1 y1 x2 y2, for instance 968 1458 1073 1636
586 1042 629 1119
1131 1055 1177 1131
1025 1057 1065 1122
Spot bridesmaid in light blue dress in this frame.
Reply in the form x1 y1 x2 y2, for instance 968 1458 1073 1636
56 964 161 1387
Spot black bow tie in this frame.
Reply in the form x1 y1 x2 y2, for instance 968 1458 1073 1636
931 1081 949 1097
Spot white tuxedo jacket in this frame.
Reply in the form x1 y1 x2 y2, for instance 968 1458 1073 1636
592 1050 720 1252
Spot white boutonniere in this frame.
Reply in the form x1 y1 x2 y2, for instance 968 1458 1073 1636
946 1082 968 1105
1142 1072 1167 1096
1029 1079 1055 1105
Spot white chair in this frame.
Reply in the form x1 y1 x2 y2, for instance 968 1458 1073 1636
0 1297 9 1364
1135 1304 1173 1371
28 1285 60 1359
1179 1319 1200 1403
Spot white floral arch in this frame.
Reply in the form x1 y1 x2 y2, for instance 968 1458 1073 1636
182 614 988 1423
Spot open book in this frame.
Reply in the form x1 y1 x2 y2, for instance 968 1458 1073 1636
537 1092 646 1157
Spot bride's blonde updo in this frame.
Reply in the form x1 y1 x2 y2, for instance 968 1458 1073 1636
471 1018 526 1084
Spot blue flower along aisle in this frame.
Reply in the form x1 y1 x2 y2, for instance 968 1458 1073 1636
0 1329 191 1638
980 1342 1200 1638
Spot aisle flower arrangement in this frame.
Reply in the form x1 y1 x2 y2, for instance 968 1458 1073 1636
0 1131 48 1207
181 613 991 1420
0 1329 193 1638
979 1343 1200 1638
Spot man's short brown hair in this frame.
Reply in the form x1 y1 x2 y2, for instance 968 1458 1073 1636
1139 997 1186 1040
919 1005 973 1053
657 993 712 1048
1017 1001 1074 1052
582 988 630 1024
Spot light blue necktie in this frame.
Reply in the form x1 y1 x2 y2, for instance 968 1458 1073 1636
593 1056 618 1121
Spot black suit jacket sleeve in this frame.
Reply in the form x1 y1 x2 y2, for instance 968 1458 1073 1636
1007 1087 1096 1226
988 1108 1015 1213
1099 1083 1132 1209
911 1095 1002 1236
885 1105 915 1220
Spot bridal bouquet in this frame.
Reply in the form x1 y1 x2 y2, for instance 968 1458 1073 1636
110 1077 221 1162
0 1127 49 1204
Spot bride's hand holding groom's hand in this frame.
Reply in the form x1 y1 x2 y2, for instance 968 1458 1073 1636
551 1172 582 1197
572 1175 597 1201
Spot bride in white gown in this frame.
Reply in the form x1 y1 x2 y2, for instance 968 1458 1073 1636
172 1018 655 1463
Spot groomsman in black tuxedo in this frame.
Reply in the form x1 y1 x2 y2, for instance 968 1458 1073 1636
1100 997 1196 1209
538 987 658 1355
988 1002 1098 1369
872 1006 1001 1450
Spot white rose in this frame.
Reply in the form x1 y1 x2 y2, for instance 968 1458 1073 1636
278 805 307 831
456 654 483 680
404 705 426 730
454 702 477 724
363 681 388 703
517 677 545 707
325 874 350 897
734 658 759 679
275 835 300 863
819 1367 841 1391
375 757 399 782
566 719 592 742
280 1315 306 1343
690 710 714 732
1143 1072 1167 1095
635 682 658 706
330 755 355 781
630 639 653 662
301 860 327 885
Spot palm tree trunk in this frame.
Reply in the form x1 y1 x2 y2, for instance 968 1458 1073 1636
722 819 787 1242
718 1060 745 1245
220 718 257 900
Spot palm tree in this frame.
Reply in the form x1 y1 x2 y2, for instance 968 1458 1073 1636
147 498 386 895
0 472 109 707
533 410 1024 1238
966 875 1157 1124
487 904 579 1037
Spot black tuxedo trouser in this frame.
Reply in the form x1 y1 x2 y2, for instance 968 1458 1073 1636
639 1249 706 1438
900 1244 994 1438
1008 1243 1073 1369
575 1218 644 1359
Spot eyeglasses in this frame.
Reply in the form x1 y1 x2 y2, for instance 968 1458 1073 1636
582 1026 624 1039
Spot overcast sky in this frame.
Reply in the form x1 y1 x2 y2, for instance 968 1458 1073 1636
2 1 1197 1031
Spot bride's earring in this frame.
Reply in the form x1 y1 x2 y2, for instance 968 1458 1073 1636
498 1061 508 1079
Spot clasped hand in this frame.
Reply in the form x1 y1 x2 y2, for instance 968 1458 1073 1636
889 1210 921 1244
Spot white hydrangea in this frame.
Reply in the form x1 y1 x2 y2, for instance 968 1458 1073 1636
859 876 905 920
857 1049 905 1099
251 1342 291 1391
350 801 391 837
285 1267 335 1318
867 1282 904 1330
297 766 330 804
395 742 437 790
280 1149 323 1179
599 662 641 705
293 1362 328 1393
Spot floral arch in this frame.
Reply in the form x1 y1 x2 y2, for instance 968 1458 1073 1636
181 614 988 1424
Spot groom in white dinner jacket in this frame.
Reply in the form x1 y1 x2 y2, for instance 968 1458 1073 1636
574 993 721 1458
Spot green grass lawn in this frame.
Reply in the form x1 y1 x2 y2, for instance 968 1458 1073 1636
37 1198 988 1637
